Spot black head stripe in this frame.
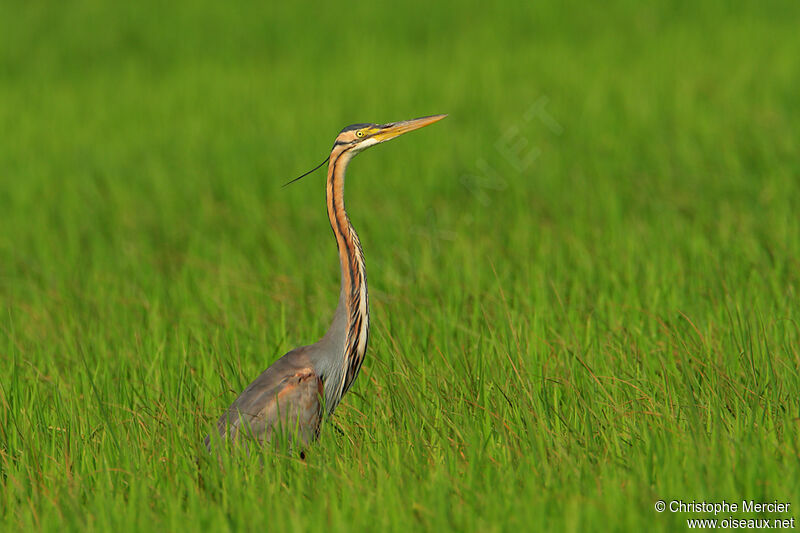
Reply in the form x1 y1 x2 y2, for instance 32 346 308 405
340 123 373 133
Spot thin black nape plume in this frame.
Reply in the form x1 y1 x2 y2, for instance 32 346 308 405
283 155 329 188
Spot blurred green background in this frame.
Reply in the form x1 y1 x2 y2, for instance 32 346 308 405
1 1 798 531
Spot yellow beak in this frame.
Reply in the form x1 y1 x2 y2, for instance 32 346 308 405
370 114 447 143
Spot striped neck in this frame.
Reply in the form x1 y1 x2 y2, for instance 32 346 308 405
321 146 370 413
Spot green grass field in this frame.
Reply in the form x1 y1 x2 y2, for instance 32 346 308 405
1 1 799 530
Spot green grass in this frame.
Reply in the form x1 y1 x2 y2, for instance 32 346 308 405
1 1 799 530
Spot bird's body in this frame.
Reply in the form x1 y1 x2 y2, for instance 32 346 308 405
207 114 446 451
214 346 323 445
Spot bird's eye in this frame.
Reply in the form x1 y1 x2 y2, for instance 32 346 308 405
356 130 364 138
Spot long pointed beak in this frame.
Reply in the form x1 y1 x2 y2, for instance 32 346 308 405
371 114 447 143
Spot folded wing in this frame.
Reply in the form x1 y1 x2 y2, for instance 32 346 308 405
207 347 323 450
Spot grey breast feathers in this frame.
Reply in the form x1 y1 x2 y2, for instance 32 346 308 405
208 346 323 449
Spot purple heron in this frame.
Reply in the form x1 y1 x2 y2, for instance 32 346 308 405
206 114 447 451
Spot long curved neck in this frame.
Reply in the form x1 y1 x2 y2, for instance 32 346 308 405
317 147 370 413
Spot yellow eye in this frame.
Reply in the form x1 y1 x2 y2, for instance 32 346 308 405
356 130 364 138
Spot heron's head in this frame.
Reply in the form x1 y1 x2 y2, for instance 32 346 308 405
285 114 446 187
334 114 447 154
